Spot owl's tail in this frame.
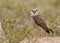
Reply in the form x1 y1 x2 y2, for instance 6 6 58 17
45 28 54 34
49 29 54 33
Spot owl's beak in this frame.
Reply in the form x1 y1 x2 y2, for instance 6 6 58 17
33 11 36 14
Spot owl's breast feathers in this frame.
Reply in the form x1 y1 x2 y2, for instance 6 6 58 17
32 15 45 27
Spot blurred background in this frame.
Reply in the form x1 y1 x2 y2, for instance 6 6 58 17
0 0 60 43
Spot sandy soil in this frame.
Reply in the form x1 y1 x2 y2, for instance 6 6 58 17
20 37 60 43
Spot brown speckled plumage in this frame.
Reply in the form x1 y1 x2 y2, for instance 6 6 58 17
32 15 53 33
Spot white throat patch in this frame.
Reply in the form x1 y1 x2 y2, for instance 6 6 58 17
30 11 39 16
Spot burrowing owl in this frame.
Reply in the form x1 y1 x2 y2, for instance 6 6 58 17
30 8 53 34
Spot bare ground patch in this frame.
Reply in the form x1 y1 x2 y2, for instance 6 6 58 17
20 37 60 43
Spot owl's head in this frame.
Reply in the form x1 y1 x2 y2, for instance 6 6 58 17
30 8 39 16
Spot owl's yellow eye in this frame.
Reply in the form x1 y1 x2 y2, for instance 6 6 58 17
31 10 33 11
36 10 38 11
